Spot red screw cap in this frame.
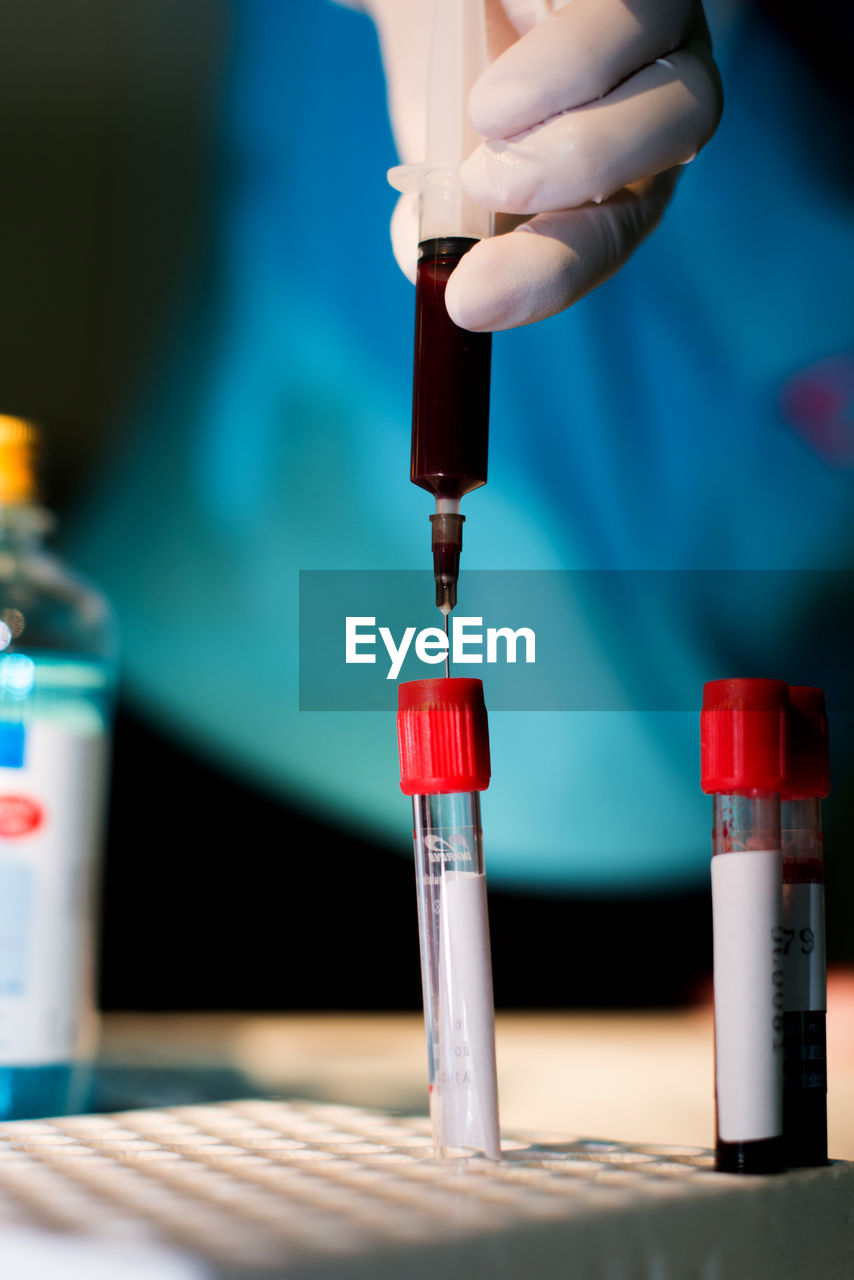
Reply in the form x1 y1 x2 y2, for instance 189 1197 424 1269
398 678 491 796
700 678 788 794
785 686 830 800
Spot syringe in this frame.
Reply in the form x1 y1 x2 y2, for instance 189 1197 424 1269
389 0 493 623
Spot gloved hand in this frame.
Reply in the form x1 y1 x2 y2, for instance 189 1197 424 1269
366 0 722 331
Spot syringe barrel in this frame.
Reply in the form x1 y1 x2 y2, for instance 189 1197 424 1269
702 678 787 1175
412 790 499 1159
411 238 491 501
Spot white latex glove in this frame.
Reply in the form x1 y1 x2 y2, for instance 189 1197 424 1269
367 0 722 331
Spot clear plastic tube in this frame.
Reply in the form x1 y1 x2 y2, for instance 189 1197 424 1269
412 790 499 1158
780 797 827 1165
711 792 784 1173
387 0 493 245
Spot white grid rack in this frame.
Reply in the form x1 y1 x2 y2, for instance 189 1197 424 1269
0 1099 849 1279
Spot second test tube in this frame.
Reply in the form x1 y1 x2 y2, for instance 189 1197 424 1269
701 678 787 1174
781 686 830 1166
397 678 500 1159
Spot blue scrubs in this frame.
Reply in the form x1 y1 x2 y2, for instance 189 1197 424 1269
67 0 854 891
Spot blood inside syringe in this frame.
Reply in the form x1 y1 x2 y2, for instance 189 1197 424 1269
411 237 491 620
411 238 491 499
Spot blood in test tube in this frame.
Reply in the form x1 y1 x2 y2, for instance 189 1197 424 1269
701 678 787 1174
397 677 500 1159
411 237 491 500
781 686 829 1167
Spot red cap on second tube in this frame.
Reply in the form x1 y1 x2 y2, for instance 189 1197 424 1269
397 678 491 796
700 677 788 794
785 686 830 800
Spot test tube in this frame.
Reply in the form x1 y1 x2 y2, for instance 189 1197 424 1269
701 678 787 1174
781 686 829 1166
397 677 500 1159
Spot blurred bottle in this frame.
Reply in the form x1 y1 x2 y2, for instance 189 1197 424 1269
0 417 116 1119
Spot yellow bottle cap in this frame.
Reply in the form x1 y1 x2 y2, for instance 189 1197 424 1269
0 415 39 504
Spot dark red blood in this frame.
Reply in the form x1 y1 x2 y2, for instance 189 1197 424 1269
783 1010 827 1168
782 858 824 884
411 238 491 500
715 1136 784 1175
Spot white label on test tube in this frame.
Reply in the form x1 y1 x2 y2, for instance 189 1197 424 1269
712 849 782 1143
437 870 500 1158
782 884 826 1012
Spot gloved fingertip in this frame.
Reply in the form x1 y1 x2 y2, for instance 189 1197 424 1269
460 143 542 218
445 229 582 332
469 70 541 141
444 237 535 331
390 193 419 285
444 268 495 332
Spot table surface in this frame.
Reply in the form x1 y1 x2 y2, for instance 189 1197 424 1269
98 993 854 1160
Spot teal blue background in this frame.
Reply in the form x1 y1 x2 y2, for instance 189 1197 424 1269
64 0 854 892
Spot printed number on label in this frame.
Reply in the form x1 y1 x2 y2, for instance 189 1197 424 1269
772 926 815 955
